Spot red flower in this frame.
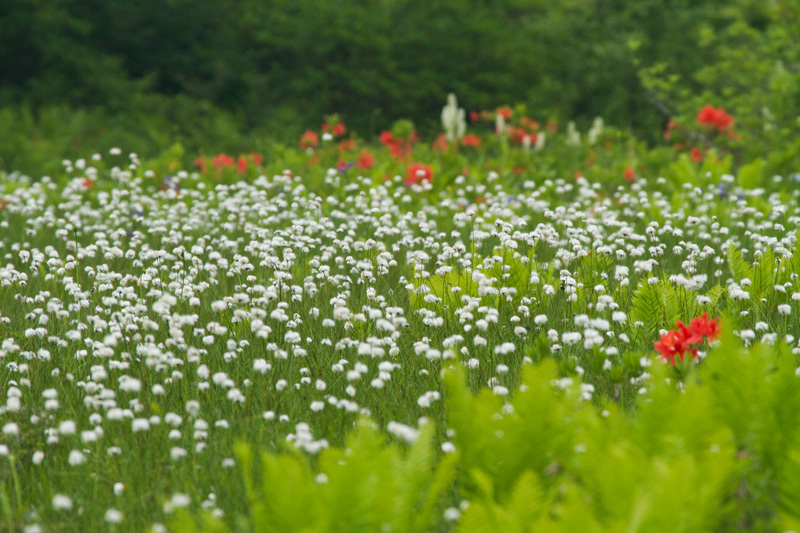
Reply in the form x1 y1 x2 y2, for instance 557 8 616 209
82 178 94 189
655 314 720 365
624 167 635 182
432 133 450 152
333 122 347 137
381 130 416 161
405 163 432 186
507 126 532 146
379 131 394 146
250 153 263 166
212 154 234 168
461 134 482 148
300 130 319 149
496 106 512 119
237 156 248 174
356 150 374 169
697 105 717 127
520 117 539 131
690 147 703 163
653 329 696 365
338 139 356 152
687 313 720 343
469 111 479 122
713 108 733 131
697 106 733 132
192 156 207 173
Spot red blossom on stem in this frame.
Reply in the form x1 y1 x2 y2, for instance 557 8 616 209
696 105 734 132
654 313 720 365
356 150 374 169
300 130 319 149
461 134 482 148
405 163 432 186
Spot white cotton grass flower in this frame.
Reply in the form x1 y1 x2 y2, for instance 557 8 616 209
778 304 791 315
119 377 142 393
387 421 420 444
2 423 19 437
52 494 73 510
132 418 150 432
104 509 123 524
444 507 462 521
68 450 85 466
171 447 187 461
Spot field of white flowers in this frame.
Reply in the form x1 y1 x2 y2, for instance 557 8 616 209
4 104 800 532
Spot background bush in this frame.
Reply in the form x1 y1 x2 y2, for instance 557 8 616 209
2 0 796 176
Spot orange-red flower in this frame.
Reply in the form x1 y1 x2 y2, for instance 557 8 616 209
192 156 207 173
381 130 417 161
697 106 733 132
379 131 394 145
236 156 248 174
624 167 635 182
690 147 703 163
461 134 482 148
405 163 432 186
432 133 450 153
687 313 720 343
655 314 720 364
496 106 512 119
212 154 234 168
356 150 374 169
300 130 319 149
338 139 356 152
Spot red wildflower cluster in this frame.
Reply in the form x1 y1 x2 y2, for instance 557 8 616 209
461 134 482 148
471 106 542 146
300 130 320 149
496 106 512 120
338 139 356 152
405 163 432 186
356 150 374 169
623 166 635 182
193 153 263 176
654 313 720 365
470 106 513 122
380 130 418 161
322 120 347 138
432 133 452 153
212 154 234 169
696 105 734 132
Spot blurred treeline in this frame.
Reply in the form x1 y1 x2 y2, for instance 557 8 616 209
0 0 796 174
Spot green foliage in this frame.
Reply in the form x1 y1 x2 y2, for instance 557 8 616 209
631 277 680 337
640 0 800 176
446 329 800 531
175 332 800 532
173 420 458 533
2 0 785 169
